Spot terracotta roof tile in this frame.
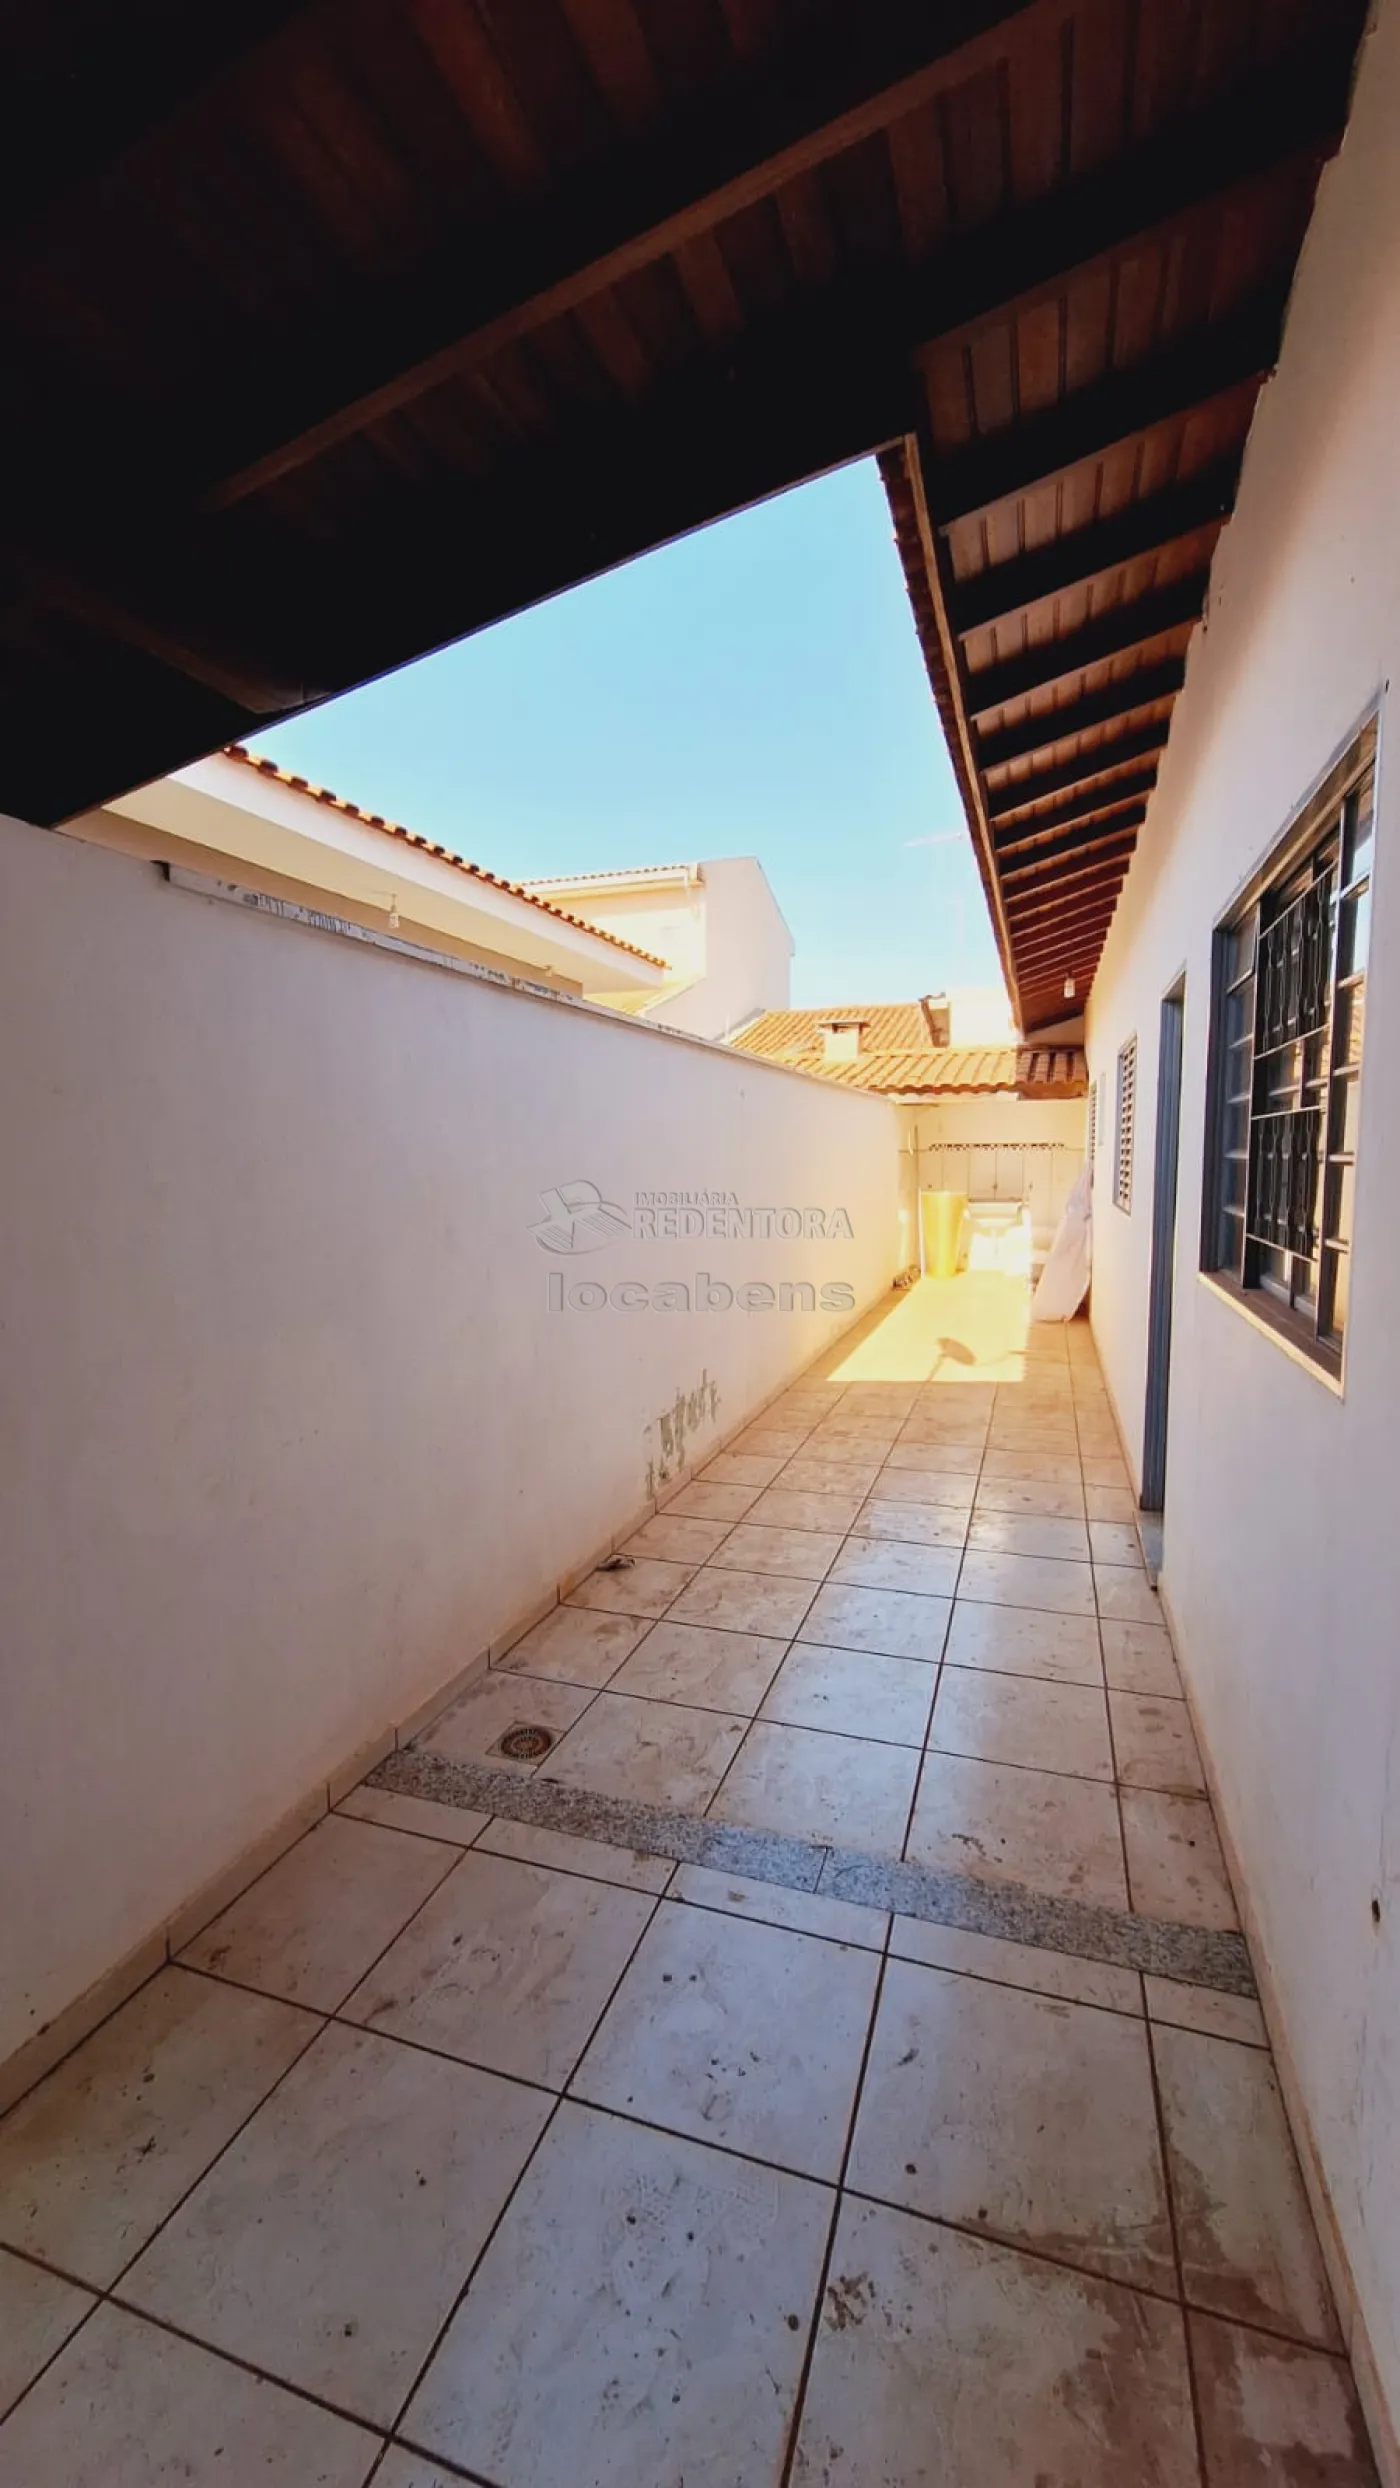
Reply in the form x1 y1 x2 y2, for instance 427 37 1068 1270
221 747 669 969
731 1006 1086 1098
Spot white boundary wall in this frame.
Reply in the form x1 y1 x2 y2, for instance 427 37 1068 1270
1085 7 1400 2458
0 816 898 2071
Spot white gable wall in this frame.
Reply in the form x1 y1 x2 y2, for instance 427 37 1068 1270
1085 5 1400 2458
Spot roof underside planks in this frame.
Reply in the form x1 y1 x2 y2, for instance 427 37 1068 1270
0 0 1369 1021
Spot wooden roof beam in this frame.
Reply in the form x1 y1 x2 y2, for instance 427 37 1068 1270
948 458 1241 636
985 723 1170 816
998 813 1144 880
974 663 1186 771
0 2 311 242
925 297 1286 530
1012 923 1120 977
1008 877 1128 937
993 774 1156 850
202 30 1353 516
203 0 1057 512
966 576 1209 720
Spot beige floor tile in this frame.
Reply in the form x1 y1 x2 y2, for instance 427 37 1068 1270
474 1817 672 1891
541 1691 748 1809
1096 1566 1163 1626
1110 1693 1206 1794
1077 1428 1125 1459
125 2023 550 2426
973 1475 1086 1519
569 1555 697 1617
745 1484 865 1532
664 1478 762 1521
987 1424 1080 1455
1087 1482 1138 1522
0 2303 378 2487
1143 1978 1267 2048
665 1565 816 1639
907 1752 1129 1909
980 1448 1084 1484
1083 1454 1131 1489
797 1581 950 1662
336 1786 488 1846
712 1720 919 1852
709 1521 844 1579
1190 2311 1378 2483
621 1513 735 1565
699 1452 786 1487
670 1865 887 1951
1101 1618 1183 1697
778 1454 883 1493
968 1510 1091 1562
0 1969 315 2287
376 2453 463 2488
344 1850 654 2087
573 1902 878 2179
402 2102 829 2488
930 1668 1114 1780
861 1466 975 1510
829 1534 961 1598
1090 1519 1145 1568
730 1425 813 1456
496 1603 651 1686
1121 1789 1238 1928
958 1549 1097 1617
759 1643 936 1746
420 1672 596 1769
810 1415 902 1446
0 2248 94 2417
883 1439 983 1474
180 1815 457 2010
608 1618 786 1713
848 1959 1174 2291
944 1599 1104 1685
855 1496 968 1546
890 1917 1140 2014
792 2195 1198 2488
1155 2025 1341 2347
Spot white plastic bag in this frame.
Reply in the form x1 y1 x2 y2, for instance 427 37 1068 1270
1031 1165 1092 1323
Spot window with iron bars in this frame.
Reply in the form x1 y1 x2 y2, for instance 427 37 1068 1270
1202 717 1376 1376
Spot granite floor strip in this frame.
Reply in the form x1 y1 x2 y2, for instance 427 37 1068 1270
368 1748 1256 1997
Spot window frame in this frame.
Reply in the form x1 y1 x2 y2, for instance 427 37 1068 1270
1200 713 1378 1384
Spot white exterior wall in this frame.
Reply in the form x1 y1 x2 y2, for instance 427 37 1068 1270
896 1096 1087 1255
550 858 793 1038
1085 7 1400 2453
0 815 897 2073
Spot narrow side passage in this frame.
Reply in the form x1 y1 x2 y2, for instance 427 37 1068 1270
0 1280 1379 2483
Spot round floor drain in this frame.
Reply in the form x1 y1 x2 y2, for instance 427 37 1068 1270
495 1723 555 1762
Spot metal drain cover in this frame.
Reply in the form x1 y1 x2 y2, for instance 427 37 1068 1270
492 1722 556 1763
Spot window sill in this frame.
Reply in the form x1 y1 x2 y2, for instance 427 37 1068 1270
1197 1271 1346 1398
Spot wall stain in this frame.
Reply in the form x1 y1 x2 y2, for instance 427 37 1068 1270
644 1372 721 1499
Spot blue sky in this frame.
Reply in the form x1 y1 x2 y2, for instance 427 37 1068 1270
260 454 1002 1004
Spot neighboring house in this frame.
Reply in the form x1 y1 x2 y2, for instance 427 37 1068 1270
731 991 1089 1258
522 856 792 1038
85 747 669 1003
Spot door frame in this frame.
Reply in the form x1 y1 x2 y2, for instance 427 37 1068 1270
1141 977 1186 1513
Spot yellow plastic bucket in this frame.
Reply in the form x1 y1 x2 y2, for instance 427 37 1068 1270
921 1189 967 1280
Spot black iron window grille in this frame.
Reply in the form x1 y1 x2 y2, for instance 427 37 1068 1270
1202 718 1376 1376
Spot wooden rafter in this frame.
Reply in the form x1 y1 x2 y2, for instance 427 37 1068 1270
949 460 1241 636
973 665 1187 772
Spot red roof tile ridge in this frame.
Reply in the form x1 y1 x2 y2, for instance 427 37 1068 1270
220 747 669 969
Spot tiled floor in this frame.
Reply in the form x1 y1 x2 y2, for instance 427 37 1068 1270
0 1278 1379 2484
422 1279 1233 1933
